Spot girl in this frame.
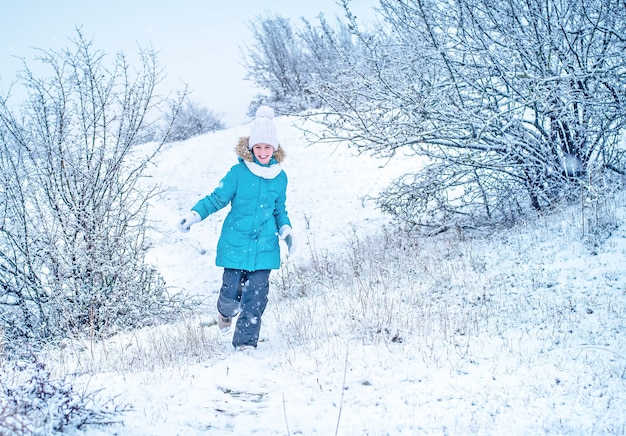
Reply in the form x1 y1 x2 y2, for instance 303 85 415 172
177 105 295 352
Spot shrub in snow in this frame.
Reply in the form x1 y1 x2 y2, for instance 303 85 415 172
163 99 225 142
0 29 193 352
0 356 128 435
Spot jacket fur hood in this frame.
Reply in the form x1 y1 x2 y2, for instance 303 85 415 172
236 137 286 163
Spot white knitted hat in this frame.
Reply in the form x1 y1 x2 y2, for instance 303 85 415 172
248 105 278 150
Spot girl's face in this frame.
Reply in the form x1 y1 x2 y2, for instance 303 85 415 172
252 143 274 165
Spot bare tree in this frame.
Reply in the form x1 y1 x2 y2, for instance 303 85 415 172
244 14 308 108
301 0 626 227
0 30 188 350
243 12 362 113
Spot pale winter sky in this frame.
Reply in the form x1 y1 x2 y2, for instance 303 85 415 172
0 0 378 126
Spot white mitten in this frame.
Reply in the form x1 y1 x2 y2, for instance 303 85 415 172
177 211 201 233
279 225 297 255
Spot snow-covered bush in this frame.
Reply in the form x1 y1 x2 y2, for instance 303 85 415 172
0 356 127 435
0 30 191 352
163 99 225 142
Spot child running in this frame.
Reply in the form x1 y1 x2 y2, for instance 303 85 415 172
177 105 296 352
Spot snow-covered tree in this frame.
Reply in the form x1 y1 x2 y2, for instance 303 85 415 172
301 0 626 227
243 13 362 113
0 30 188 351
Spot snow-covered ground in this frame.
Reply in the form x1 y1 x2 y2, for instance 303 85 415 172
54 116 625 435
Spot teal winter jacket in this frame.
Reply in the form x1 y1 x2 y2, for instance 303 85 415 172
191 138 291 271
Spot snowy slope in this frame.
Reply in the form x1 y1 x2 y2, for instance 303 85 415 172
61 117 626 435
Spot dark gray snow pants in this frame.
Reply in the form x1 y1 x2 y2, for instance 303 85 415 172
217 268 270 348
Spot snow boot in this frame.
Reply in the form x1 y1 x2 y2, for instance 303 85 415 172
217 313 232 333
236 345 256 354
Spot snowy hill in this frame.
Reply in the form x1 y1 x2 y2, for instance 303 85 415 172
56 117 625 435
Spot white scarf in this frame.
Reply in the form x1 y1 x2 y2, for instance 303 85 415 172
243 160 282 179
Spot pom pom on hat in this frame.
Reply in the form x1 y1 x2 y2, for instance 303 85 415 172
255 105 275 119
249 105 278 150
